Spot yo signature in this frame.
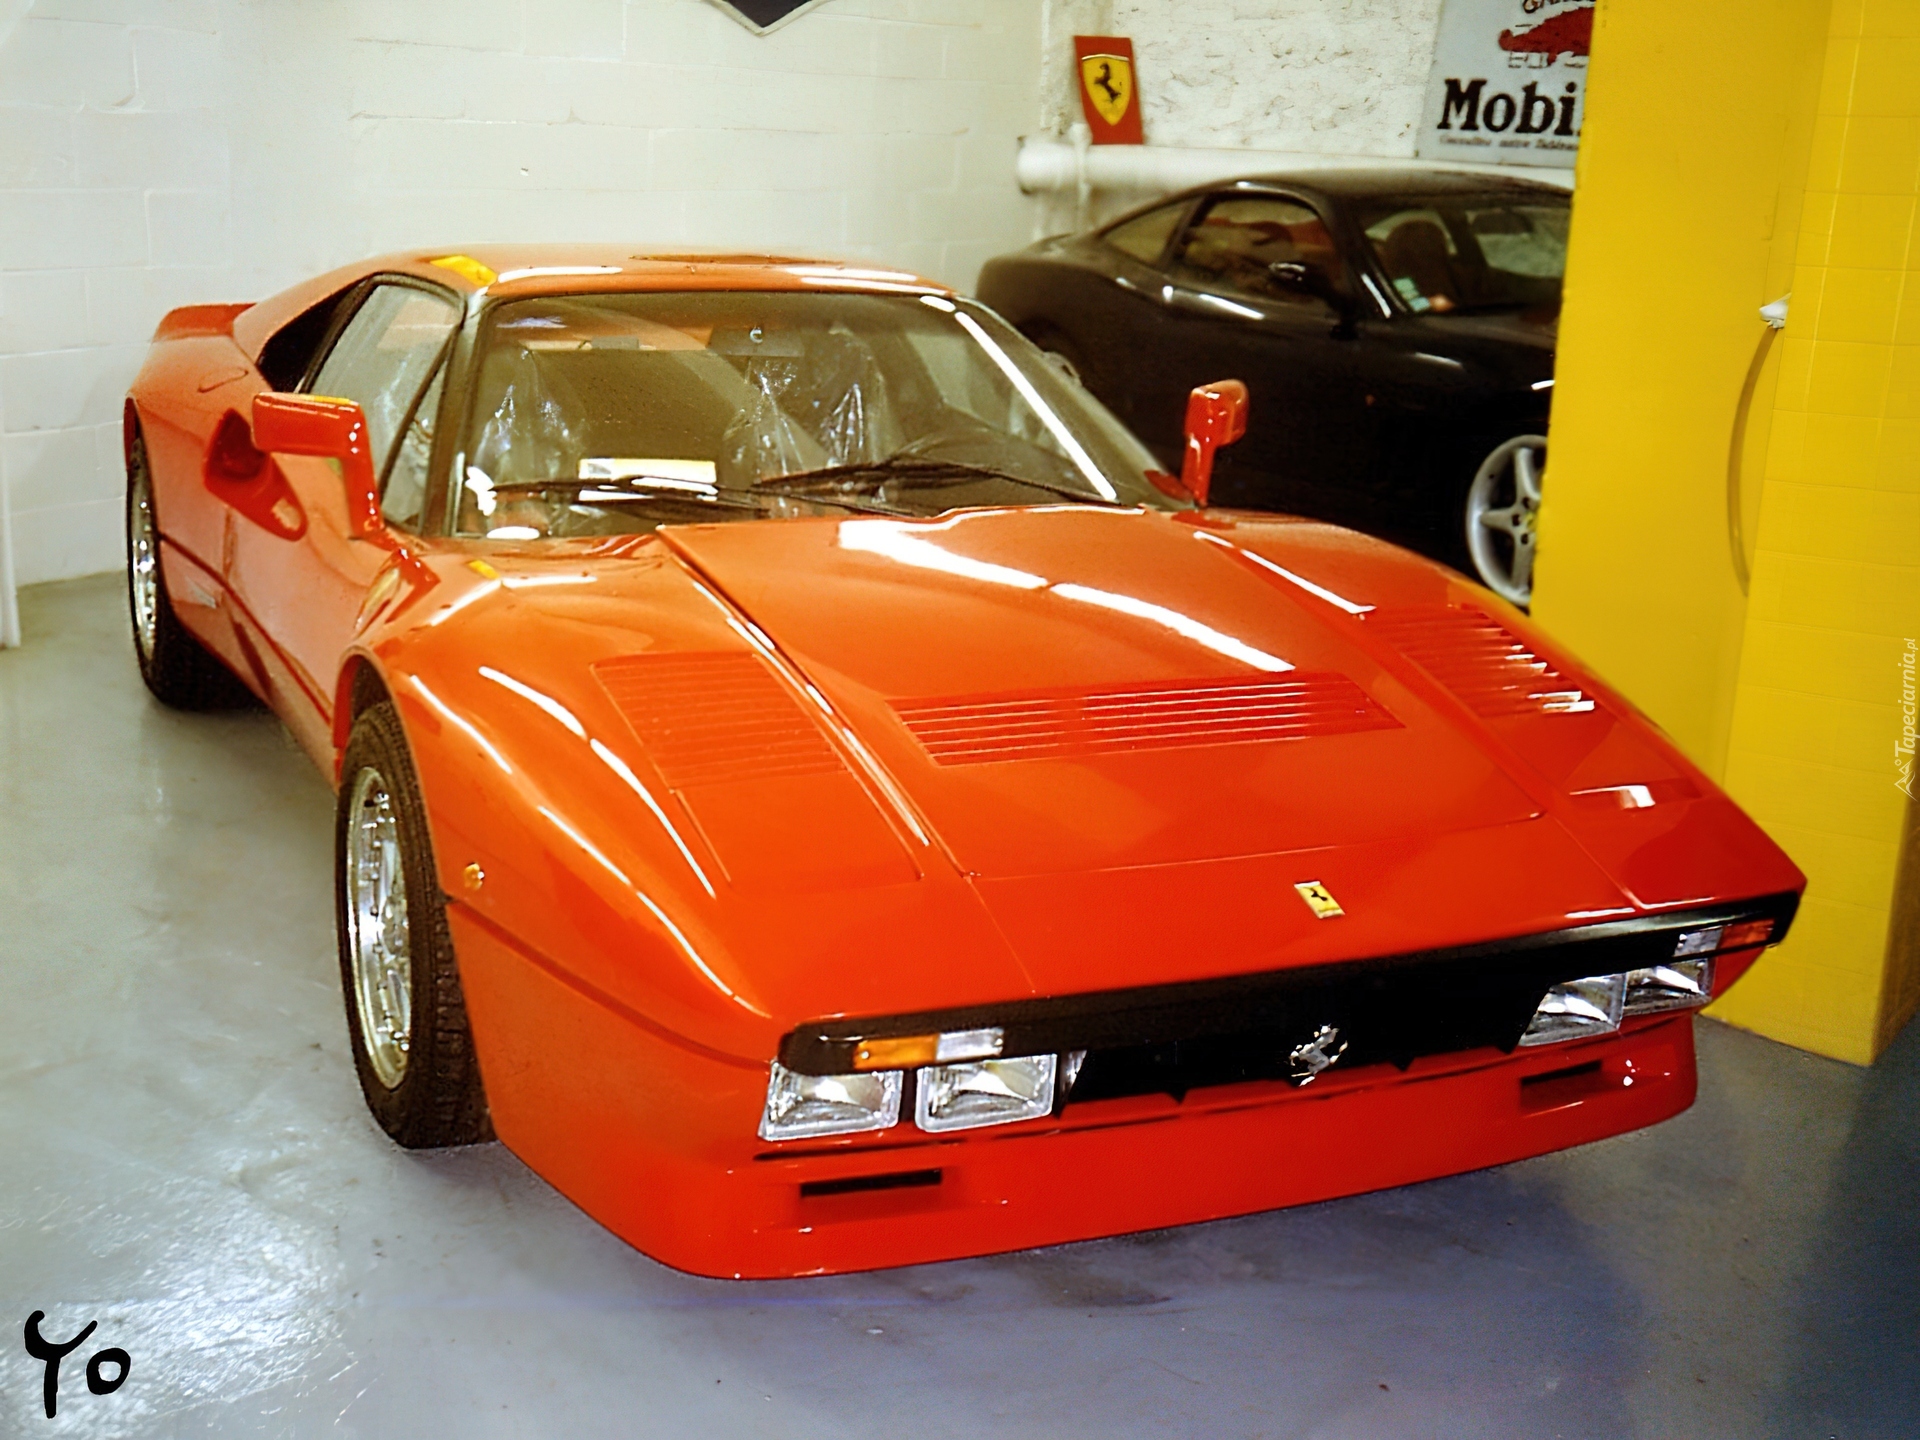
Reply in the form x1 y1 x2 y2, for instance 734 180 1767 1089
23 1312 130 1419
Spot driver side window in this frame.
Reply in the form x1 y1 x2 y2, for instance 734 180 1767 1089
1170 195 1342 308
308 282 460 530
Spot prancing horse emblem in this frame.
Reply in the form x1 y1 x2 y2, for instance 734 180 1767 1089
1288 1024 1348 1085
1294 880 1344 919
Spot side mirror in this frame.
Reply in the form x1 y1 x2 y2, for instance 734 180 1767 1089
251 392 384 538
1179 379 1248 508
1269 261 1355 326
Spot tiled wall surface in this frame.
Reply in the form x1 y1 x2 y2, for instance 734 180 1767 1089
1716 0 1920 1061
0 0 1041 604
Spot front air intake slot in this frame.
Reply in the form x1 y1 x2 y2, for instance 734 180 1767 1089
800 1168 943 1199
892 672 1401 765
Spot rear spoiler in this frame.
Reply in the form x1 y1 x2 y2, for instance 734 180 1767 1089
151 302 253 342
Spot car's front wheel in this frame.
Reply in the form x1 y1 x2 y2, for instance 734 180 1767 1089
1463 433 1546 608
336 700 492 1149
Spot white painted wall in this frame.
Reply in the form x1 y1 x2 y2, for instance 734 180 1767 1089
0 0 1040 618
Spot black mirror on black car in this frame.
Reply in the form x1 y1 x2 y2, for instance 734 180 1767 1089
1268 261 1356 331
1269 260 1337 302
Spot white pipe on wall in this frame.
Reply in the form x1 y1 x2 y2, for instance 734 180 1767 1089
1015 137 1574 200
0 480 17 649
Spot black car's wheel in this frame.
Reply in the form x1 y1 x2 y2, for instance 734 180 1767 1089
1463 434 1546 608
125 427 254 709
336 700 492 1149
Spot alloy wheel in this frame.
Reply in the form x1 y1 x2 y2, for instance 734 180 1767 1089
345 765 413 1089
128 459 160 660
1465 434 1546 608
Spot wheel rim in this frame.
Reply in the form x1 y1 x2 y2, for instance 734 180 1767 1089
1465 435 1546 607
346 766 412 1089
128 457 159 660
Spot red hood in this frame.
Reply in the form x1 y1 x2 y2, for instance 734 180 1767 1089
664 508 1547 882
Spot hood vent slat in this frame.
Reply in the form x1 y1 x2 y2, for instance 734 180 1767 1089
1366 606 1595 717
594 652 842 789
894 673 1400 765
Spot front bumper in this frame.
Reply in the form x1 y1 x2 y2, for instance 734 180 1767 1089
452 905 1700 1280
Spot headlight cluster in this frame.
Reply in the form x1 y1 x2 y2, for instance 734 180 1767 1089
758 1027 1080 1142
1519 918 1773 1048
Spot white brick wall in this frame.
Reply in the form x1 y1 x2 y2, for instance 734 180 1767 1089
1039 0 1443 154
0 0 1042 617
1032 0 1447 233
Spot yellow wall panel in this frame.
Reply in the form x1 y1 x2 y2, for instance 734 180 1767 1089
1547 0 1919 1062
1763 822 1901 908
1532 0 1834 776
1876 418 1920 479
1751 556 1912 637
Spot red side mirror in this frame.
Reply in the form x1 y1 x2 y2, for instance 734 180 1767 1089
1179 379 1249 509
251 392 383 539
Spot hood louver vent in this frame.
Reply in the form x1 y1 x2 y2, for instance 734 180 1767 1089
893 673 1401 766
593 652 842 789
1367 606 1595 717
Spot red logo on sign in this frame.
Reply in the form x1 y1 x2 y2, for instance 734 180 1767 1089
1499 6 1592 63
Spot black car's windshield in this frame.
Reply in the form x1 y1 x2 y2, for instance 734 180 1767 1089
452 291 1176 539
1354 192 1568 315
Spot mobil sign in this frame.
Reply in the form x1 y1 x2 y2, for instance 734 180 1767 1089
1418 0 1590 170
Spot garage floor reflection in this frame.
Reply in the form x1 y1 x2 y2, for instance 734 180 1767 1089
3 574 1914 1440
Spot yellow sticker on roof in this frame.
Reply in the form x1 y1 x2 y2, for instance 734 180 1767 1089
430 254 497 287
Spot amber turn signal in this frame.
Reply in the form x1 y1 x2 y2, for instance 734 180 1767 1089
1719 919 1775 950
853 1035 940 1070
852 1026 1004 1071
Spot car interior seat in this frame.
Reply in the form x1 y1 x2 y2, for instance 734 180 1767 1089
1379 220 1459 310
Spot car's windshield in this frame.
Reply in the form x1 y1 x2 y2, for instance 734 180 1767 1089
1354 192 1568 315
452 291 1177 540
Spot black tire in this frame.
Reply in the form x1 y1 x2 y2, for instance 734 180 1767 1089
335 700 492 1149
125 426 254 710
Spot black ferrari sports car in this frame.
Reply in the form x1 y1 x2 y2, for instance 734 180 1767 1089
977 168 1568 605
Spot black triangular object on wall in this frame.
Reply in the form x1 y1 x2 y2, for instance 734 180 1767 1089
706 0 827 33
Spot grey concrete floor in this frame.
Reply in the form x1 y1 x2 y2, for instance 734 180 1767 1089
1 572 1914 1440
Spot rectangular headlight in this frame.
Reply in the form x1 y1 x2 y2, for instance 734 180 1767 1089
1672 926 1723 956
914 1054 1057 1133
1520 973 1626 1047
758 1062 901 1141
1624 958 1711 1015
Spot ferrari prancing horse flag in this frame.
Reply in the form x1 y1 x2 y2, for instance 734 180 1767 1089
1073 35 1145 145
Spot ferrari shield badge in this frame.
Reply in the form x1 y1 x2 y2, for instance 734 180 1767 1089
1073 36 1145 144
1294 880 1345 919
1079 52 1133 127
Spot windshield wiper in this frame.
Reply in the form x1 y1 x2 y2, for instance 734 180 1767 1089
752 456 1120 507
485 477 905 517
